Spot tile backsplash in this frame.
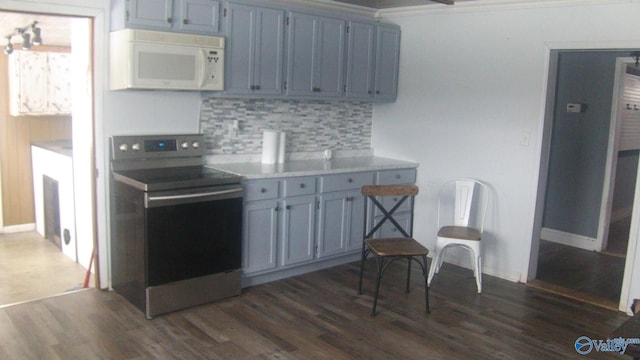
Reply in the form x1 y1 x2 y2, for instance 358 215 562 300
200 98 372 155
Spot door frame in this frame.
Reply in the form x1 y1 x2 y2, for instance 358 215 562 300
528 48 640 314
0 1 108 288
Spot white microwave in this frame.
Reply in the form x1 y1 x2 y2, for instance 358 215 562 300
109 29 224 91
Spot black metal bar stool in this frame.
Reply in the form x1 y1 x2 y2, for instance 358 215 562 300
357 184 430 317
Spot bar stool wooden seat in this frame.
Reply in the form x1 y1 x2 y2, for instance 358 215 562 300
357 184 430 317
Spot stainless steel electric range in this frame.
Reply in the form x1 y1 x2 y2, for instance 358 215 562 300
110 134 243 319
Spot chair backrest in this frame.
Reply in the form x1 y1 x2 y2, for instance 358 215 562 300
438 179 489 232
362 185 419 239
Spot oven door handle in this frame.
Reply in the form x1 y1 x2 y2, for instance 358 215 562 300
146 187 243 207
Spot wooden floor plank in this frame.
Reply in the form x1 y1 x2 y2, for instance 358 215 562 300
0 260 632 359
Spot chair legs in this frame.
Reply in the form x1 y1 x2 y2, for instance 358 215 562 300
427 240 482 294
365 253 430 317
358 245 369 295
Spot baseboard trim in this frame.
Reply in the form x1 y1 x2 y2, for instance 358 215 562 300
0 223 36 234
541 227 598 251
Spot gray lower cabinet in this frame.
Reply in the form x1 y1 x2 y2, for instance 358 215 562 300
242 199 278 274
280 195 316 266
317 190 365 257
241 168 415 283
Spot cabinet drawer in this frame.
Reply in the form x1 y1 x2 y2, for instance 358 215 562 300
376 168 416 185
244 180 279 201
282 177 316 197
320 172 374 193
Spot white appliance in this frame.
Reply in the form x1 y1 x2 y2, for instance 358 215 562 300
109 29 224 91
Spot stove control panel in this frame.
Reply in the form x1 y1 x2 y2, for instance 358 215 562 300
111 134 205 160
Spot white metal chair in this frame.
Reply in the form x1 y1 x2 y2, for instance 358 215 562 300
427 178 489 293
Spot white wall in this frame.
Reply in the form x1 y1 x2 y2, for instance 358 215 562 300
374 1 640 290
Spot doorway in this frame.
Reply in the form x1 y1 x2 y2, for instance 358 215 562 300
0 11 96 306
530 50 639 310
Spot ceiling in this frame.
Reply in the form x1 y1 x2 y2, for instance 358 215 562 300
329 0 455 8
0 1 457 48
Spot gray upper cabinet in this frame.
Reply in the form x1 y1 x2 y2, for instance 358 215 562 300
224 2 284 95
112 0 220 34
345 21 375 100
178 0 220 33
373 24 401 101
286 12 345 97
126 0 173 29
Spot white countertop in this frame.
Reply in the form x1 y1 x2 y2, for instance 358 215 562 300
206 156 418 179
32 140 73 158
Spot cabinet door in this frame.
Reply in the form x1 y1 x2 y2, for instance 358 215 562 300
127 0 174 29
47 53 72 114
317 191 349 257
12 51 48 115
224 3 256 94
374 24 401 101
243 200 278 274
317 191 365 257
286 12 316 96
253 7 285 95
280 195 316 266
178 0 219 33
345 193 365 251
346 21 375 99
315 17 345 97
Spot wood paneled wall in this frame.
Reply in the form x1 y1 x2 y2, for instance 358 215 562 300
0 48 72 227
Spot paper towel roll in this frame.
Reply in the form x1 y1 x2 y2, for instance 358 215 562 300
261 130 279 164
277 131 286 163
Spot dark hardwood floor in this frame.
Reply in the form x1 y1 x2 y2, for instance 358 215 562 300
533 217 631 309
0 259 631 359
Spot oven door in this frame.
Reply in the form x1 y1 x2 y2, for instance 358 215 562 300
145 184 243 286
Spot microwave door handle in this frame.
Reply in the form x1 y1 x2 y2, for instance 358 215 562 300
198 49 208 88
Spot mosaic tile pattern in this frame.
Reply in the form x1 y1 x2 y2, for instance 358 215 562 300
200 98 372 155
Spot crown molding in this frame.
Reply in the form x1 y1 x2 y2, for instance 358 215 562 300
280 0 379 17
377 0 632 18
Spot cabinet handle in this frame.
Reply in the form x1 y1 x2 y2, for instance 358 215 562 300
368 90 372 95
261 188 267 193
286 205 291 210
348 178 353 183
250 85 255 90
183 19 188 24
395 174 401 179
300 183 305 188
167 17 172 23
393 197 398 202
255 85 261 90
376 90 380 94
274 207 279 212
